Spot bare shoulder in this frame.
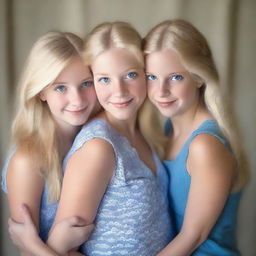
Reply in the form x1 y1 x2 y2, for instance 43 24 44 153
187 134 236 176
66 138 115 178
72 138 115 161
7 149 44 192
8 149 41 176
189 133 234 160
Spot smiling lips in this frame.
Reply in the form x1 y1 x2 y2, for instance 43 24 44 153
157 100 176 107
65 107 87 114
111 98 133 108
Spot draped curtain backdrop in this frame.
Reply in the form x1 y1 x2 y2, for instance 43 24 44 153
1 0 255 255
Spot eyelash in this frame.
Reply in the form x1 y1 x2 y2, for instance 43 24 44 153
146 74 184 82
98 77 110 84
146 74 157 81
81 81 93 87
126 72 138 79
54 80 93 92
54 85 66 92
170 74 183 81
97 72 138 84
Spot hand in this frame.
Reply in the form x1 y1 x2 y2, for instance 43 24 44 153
8 204 41 255
47 217 94 255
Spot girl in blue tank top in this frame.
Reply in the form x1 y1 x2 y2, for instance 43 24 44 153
1 31 99 255
142 19 250 255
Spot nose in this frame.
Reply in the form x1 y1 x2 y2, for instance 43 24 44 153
112 79 127 97
158 80 170 97
69 89 85 107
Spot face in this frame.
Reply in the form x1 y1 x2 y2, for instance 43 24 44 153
92 48 146 122
40 57 97 132
146 49 201 119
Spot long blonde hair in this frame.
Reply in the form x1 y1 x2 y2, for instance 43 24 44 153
12 31 84 201
83 21 144 67
142 19 250 190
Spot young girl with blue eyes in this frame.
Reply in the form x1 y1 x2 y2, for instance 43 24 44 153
2 31 98 256
142 19 250 255
50 21 173 256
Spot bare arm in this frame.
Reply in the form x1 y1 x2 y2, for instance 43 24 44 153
49 138 115 254
6 150 44 256
8 204 59 256
8 204 94 256
158 134 235 256
6 150 93 256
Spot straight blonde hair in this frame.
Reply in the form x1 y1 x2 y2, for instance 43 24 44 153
83 21 144 67
142 19 250 191
12 31 84 201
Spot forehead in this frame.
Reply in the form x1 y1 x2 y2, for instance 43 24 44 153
54 57 91 82
92 48 143 74
146 49 186 73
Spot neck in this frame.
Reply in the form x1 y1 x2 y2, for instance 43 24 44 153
56 125 81 159
103 111 138 138
170 104 212 137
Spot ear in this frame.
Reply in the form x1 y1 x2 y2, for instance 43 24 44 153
39 91 46 101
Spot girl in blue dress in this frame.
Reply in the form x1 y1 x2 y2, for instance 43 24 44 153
142 19 250 255
50 21 173 256
2 31 98 256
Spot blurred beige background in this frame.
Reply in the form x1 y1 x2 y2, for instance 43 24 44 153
1 0 255 255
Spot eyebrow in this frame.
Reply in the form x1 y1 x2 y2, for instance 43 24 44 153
94 67 144 77
93 73 109 77
145 71 187 75
51 82 67 85
52 76 93 85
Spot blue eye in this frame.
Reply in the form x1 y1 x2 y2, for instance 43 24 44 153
55 85 66 92
81 81 93 88
171 74 183 81
147 74 157 81
99 77 110 84
126 72 138 79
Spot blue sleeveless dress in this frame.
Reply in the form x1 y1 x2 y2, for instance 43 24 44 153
62 118 174 256
1 150 58 242
2 118 174 255
163 119 241 256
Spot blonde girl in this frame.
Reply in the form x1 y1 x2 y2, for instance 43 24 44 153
48 21 174 256
143 19 249 255
2 31 97 256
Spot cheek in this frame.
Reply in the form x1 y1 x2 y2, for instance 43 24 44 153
94 86 105 102
46 95 65 110
84 87 97 103
135 78 146 96
147 83 156 99
176 85 199 103
137 85 146 98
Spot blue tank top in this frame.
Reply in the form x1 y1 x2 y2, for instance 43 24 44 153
163 119 241 256
62 118 174 256
1 150 58 242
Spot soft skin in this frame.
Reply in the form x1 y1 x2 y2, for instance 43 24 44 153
146 49 236 256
